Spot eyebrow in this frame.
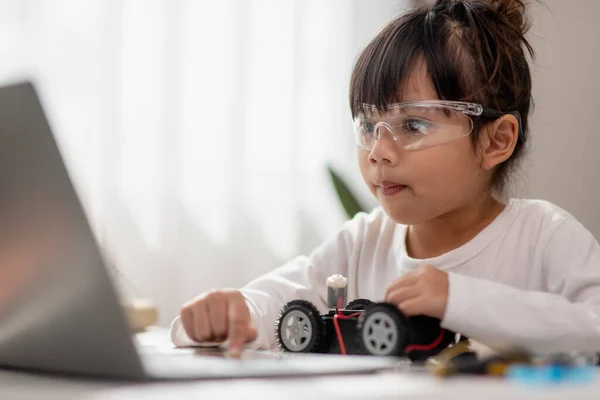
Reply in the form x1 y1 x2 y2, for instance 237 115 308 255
361 104 449 119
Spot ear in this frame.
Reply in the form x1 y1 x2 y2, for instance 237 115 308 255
479 114 519 170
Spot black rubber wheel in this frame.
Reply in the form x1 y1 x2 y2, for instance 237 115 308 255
405 315 456 361
357 303 409 356
275 300 324 353
346 298 374 310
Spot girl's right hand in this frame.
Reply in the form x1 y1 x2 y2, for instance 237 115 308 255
179 289 257 356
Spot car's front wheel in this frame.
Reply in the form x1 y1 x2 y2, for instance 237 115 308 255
358 303 409 356
276 300 324 353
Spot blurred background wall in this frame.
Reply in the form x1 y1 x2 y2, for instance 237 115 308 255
521 0 600 238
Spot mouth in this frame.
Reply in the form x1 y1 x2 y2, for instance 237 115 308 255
375 180 407 196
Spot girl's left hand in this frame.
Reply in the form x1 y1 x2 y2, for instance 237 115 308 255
384 265 449 319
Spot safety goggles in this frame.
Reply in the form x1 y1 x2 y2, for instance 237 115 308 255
353 100 521 151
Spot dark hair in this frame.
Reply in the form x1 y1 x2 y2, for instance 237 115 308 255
349 0 535 193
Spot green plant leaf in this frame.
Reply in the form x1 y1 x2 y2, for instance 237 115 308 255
326 164 367 219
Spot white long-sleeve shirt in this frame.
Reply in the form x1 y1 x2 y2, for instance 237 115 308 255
171 199 600 353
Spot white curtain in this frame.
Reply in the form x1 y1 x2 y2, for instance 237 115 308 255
0 0 407 326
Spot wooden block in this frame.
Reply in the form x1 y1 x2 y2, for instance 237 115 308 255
122 298 158 332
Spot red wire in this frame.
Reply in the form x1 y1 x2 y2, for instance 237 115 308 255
333 314 346 355
333 298 361 355
404 329 446 353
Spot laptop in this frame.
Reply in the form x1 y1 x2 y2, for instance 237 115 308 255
0 81 402 380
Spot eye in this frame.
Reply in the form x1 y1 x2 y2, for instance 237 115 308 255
403 118 431 135
353 118 377 149
361 120 375 137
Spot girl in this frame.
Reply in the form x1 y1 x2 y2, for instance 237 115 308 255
172 0 600 357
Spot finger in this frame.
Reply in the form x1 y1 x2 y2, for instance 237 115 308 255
385 273 420 298
193 301 213 342
207 294 228 340
227 295 251 356
398 296 425 317
180 307 197 342
247 323 258 342
385 285 421 305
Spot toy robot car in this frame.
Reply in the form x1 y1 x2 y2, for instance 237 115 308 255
275 274 455 361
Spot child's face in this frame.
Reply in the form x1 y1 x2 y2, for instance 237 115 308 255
357 61 488 225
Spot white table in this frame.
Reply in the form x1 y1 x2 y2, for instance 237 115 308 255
1 328 598 399
1 368 599 400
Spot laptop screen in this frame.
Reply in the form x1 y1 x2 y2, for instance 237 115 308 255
0 81 145 379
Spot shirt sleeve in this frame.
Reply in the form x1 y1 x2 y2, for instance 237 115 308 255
170 211 372 349
441 218 600 353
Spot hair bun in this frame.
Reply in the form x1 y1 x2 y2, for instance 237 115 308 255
482 0 530 35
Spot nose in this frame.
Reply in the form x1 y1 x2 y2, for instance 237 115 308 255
368 123 399 166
